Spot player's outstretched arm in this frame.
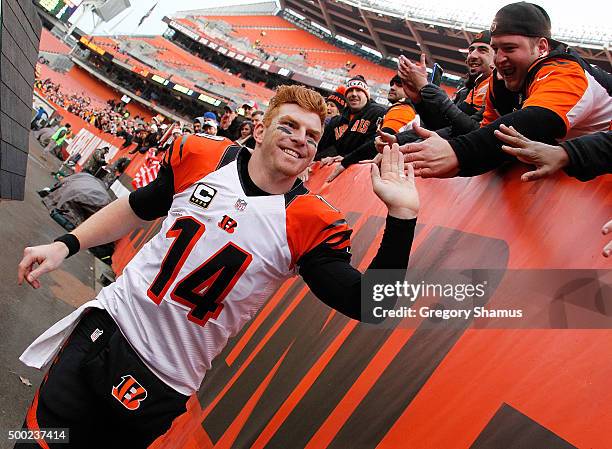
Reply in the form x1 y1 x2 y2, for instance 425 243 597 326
18 196 147 289
299 146 419 322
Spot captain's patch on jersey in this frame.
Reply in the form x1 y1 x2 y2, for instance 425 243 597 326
190 183 217 209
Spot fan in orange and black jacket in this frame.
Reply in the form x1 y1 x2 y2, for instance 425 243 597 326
452 31 495 116
448 2 612 176
395 31 494 147
400 3 611 180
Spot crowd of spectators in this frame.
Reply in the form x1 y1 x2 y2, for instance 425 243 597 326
33 2 611 255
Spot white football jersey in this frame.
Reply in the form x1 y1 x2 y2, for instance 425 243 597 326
97 136 350 395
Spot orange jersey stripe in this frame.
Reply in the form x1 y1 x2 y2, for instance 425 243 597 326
285 194 351 267
480 75 500 127
25 388 51 449
166 134 237 194
524 59 588 132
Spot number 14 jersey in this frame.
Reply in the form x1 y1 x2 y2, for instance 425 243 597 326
98 135 351 395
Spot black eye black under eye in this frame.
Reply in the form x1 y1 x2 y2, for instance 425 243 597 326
277 125 292 135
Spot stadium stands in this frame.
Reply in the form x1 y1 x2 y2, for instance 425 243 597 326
195 14 396 84
82 33 274 107
36 63 153 120
39 29 71 55
36 3 462 129
131 36 274 103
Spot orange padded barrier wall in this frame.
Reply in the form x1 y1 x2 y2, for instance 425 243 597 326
109 161 611 449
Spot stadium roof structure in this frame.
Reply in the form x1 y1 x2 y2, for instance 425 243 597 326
278 0 611 75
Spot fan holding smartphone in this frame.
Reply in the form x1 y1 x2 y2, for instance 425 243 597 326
397 53 442 104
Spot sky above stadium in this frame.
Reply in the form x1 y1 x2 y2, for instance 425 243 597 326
73 0 610 39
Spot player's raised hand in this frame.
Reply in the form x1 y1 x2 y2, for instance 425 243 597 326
17 242 69 289
371 144 419 220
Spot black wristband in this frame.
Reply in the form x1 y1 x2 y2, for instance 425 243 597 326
54 234 80 258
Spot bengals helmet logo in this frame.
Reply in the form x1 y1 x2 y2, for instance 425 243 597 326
218 215 238 233
112 375 148 410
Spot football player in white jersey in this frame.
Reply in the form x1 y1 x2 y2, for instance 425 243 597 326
16 85 419 448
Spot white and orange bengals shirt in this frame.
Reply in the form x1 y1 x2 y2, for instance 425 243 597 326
22 134 351 396
481 57 611 139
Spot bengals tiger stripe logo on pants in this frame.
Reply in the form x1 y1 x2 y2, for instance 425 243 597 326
112 374 148 410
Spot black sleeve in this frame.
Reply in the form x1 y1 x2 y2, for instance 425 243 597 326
450 107 484 136
340 137 377 167
298 216 416 322
396 129 423 145
415 84 482 136
128 163 175 220
457 101 478 116
315 121 338 160
414 83 455 130
337 116 381 163
560 131 612 182
449 106 567 176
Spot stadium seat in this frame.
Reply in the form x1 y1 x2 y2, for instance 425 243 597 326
200 14 396 84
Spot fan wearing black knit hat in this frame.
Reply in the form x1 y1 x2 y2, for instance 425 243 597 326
398 1 612 179
326 74 419 182
316 75 386 172
325 90 347 124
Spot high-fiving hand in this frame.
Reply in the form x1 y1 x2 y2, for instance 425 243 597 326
494 124 569 182
375 129 398 153
371 144 419 220
399 124 459 178
398 54 429 103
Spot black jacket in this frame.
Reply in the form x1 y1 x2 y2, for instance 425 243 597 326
316 100 385 160
395 82 485 146
450 41 612 176
561 131 612 182
341 99 416 167
453 73 489 114
218 117 244 141
417 82 484 133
